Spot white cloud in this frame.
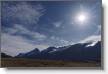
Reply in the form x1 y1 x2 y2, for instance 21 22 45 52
73 35 101 47
50 36 71 46
53 21 62 28
3 2 45 25
79 35 101 43
94 25 101 35
97 25 101 34
14 24 46 39
5 24 46 40
1 33 49 56
1 2 48 56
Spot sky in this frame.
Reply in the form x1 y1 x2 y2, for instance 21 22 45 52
1 1 101 56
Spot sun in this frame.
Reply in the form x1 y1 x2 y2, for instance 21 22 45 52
77 14 86 23
75 12 89 26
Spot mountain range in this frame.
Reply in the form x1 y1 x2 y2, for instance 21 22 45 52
14 40 101 62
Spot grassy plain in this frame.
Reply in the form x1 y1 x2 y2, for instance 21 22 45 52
1 58 101 68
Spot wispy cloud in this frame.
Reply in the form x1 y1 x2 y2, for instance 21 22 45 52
53 21 62 28
78 35 101 47
2 24 48 56
1 33 35 56
2 2 45 25
79 35 101 43
4 24 46 40
93 25 101 35
1 2 48 56
1 33 49 56
50 36 72 47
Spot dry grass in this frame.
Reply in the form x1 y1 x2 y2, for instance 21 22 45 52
1 58 101 67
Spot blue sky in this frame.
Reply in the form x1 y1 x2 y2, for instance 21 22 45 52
1 1 101 56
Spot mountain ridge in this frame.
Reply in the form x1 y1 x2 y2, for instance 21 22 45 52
14 41 101 62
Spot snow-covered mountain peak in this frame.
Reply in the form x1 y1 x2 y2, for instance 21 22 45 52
85 41 99 47
79 35 101 47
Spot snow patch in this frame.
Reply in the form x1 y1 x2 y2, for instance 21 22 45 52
48 49 57 53
86 41 98 47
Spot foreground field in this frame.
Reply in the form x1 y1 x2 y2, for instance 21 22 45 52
1 58 101 67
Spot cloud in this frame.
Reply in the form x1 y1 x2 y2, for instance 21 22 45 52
97 25 101 34
53 21 62 28
94 25 101 35
1 2 48 56
2 2 45 25
79 35 101 43
78 35 101 47
50 36 72 47
5 24 46 40
1 33 49 56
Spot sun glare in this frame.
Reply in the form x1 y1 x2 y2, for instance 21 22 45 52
74 11 90 27
78 14 86 23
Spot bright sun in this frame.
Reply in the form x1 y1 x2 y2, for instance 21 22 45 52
78 14 86 23
75 12 89 25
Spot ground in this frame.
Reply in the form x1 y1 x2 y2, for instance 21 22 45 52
1 58 101 68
